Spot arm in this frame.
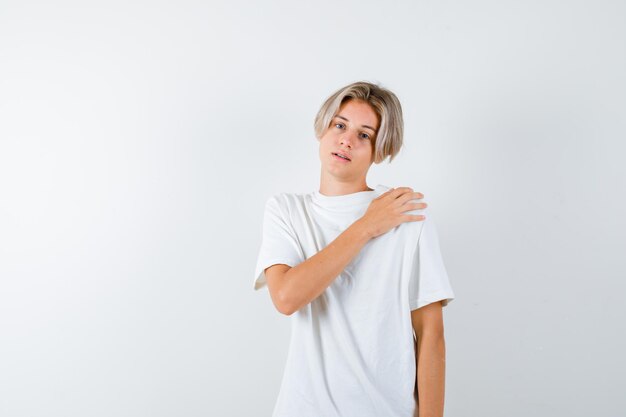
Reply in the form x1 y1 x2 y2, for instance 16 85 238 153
263 187 426 315
411 301 447 417
265 218 373 316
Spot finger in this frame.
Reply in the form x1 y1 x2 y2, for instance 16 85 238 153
397 190 424 205
391 187 413 198
376 187 395 199
403 214 426 222
400 202 427 215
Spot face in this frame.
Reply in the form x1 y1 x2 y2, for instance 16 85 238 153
318 99 380 183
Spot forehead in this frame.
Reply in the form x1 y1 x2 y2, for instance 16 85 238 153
334 99 379 131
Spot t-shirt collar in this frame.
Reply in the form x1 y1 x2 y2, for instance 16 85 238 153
311 184 387 209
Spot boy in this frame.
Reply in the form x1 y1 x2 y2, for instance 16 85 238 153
253 81 455 417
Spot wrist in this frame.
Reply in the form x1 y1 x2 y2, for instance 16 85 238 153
351 219 374 242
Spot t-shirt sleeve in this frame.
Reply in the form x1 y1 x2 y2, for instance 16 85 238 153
253 195 305 291
408 213 456 310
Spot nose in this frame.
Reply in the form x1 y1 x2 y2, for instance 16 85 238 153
340 130 357 147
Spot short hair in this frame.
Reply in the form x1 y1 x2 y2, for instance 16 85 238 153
313 81 404 164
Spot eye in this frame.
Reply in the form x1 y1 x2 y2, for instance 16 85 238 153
360 132 371 140
334 122 345 129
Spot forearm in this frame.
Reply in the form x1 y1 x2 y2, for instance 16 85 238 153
415 333 446 417
281 219 372 314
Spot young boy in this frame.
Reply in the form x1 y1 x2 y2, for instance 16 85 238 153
253 81 455 417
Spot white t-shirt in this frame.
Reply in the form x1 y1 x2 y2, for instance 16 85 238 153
253 183 455 417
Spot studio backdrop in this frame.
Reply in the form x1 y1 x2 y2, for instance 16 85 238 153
0 1 624 416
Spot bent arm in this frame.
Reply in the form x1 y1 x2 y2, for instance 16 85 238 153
265 219 373 315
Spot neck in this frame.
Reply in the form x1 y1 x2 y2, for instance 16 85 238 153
318 180 373 196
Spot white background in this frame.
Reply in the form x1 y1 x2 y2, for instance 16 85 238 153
1 1 624 416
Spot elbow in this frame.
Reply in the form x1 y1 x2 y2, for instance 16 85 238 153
275 289 297 316
275 269 301 316
275 303 296 316
265 265 298 316
278 306 295 316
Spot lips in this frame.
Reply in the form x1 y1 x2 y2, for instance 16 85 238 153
332 152 351 161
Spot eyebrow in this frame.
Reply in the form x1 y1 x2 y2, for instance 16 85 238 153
334 115 377 133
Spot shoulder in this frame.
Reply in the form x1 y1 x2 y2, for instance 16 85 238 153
264 191 308 215
392 205 442 248
416 209 445 251
266 191 307 205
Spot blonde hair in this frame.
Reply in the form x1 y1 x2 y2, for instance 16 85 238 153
313 81 404 164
